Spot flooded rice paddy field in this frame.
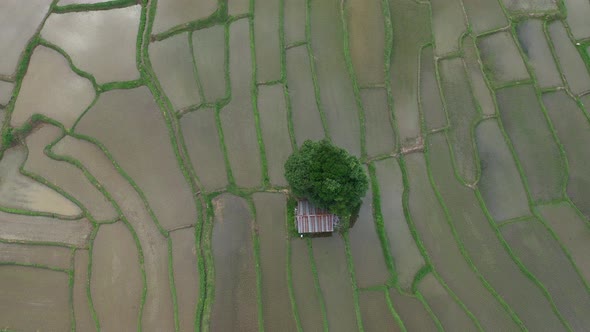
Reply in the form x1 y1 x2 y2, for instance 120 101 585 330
0 0 590 330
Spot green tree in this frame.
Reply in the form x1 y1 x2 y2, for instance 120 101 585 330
284 139 368 230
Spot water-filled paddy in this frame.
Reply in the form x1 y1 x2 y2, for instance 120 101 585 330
1 0 590 330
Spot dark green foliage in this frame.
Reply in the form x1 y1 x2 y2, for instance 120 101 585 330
284 139 368 225
1 128 14 148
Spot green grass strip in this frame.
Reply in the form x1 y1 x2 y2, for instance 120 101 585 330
187 31 207 103
303 0 329 139
383 290 407 332
343 233 365 332
305 238 329 332
367 163 397 284
193 205 207 332
284 197 303 331
199 198 217 331
215 105 236 186
246 197 265 332
415 290 445 332
68 249 75 332
213 23 237 187
410 265 432 294
37 38 100 92
278 0 298 151
99 79 145 92
0 238 81 249
85 226 101 331
339 0 367 159
379 0 400 151
0 261 71 274
0 204 82 221
247 9 271 188
53 0 137 14
152 6 227 42
167 236 180 331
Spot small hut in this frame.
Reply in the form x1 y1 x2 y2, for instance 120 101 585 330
295 200 339 234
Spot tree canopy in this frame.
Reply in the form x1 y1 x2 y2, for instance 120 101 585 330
284 139 368 224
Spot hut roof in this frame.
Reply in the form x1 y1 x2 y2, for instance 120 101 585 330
295 200 338 233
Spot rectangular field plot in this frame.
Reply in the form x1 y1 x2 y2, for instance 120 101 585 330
462 0 508 35
420 45 447 131
430 0 466 56
501 0 558 12
348 191 391 287
417 273 478 331
563 0 590 40
192 25 227 103
290 238 325 331
91 222 144 332
0 80 12 106
253 193 296 331
583 94 590 112
73 250 94 332
0 266 71 331
152 0 216 34
312 235 358 331
462 36 496 116
0 242 71 270
359 290 401 331
228 0 248 15
150 33 201 110
543 91 590 217
221 19 262 188
538 202 590 284
388 0 431 146
284 0 305 45
515 20 563 89
170 227 200 332
310 0 361 156
477 31 529 85
405 153 520 330
210 194 258 332
0 211 92 247
346 0 385 85
286 46 325 144
495 84 565 202
10 44 95 131
254 0 280 82
374 159 424 290
257 85 292 186
501 220 590 330
547 21 590 95
0 146 82 217
438 57 479 184
389 289 439 331
361 88 395 157
427 132 568 331
475 119 530 222
181 109 228 192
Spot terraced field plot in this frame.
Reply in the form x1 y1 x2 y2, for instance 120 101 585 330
1 0 590 331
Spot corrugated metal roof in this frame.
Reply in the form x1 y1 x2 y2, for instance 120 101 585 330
295 200 337 233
